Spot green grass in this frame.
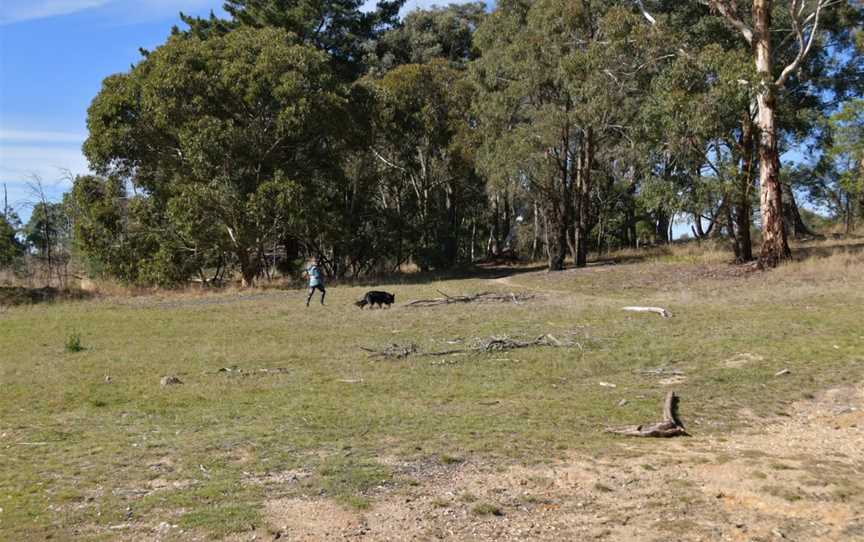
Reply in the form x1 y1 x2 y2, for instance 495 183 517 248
65 330 85 352
2 242 863 540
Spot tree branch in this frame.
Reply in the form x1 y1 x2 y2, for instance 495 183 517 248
632 0 656 25
775 0 830 88
698 0 754 44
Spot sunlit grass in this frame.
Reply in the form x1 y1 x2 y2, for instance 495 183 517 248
1 239 863 539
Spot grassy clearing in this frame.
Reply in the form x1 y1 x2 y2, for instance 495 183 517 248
1 239 863 539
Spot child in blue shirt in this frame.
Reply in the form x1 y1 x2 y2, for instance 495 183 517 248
304 258 326 306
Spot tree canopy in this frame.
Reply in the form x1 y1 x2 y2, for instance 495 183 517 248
58 0 864 286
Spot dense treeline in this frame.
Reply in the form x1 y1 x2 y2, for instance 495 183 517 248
2 0 862 286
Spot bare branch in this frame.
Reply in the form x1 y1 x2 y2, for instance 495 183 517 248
371 148 407 172
632 0 656 24
775 0 831 87
698 0 754 44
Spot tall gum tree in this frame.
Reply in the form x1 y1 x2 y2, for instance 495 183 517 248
474 0 669 270
696 0 835 267
635 0 860 266
84 28 350 286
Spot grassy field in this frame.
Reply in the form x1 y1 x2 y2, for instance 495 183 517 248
2 239 863 540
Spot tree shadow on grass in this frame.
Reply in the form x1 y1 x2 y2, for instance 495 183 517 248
792 239 864 261
0 286 94 307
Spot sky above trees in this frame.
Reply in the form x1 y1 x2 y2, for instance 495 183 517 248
0 0 470 217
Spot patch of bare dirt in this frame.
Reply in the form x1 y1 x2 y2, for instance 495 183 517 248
255 384 864 542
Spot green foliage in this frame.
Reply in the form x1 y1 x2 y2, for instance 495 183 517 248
65 331 84 353
368 2 486 74
85 27 350 285
23 202 71 260
179 0 405 77
367 60 484 269
0 214 25 269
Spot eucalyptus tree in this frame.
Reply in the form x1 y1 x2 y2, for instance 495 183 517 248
367 2 487 74
474 0 670 270
177 0 405 77
637 0 862 266
84 28 351 286
797 99 864 232
366 60 484 269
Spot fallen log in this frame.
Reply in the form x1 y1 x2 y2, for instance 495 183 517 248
606 391 689 438
622 306 671 318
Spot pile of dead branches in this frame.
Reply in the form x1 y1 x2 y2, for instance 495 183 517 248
360 333 580 359
359 343 419 359
405 290 535 307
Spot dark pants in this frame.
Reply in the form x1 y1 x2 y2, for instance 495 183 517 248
306 284 326 306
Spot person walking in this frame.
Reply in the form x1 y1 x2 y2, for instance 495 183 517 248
304 258 326 306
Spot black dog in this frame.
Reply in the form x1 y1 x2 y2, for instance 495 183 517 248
355 290 396 309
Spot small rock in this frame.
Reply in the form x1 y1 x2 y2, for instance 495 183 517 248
160 375 183 386
772 528 786 539
104 375 112 383
617 399 628 407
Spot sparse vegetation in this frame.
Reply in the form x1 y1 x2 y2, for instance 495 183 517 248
64 330 84 352
472 503 503 516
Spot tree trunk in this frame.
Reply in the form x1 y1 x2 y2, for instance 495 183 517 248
443 183 458 267
692 213 705 239
736 111 755 261
575 127 593 267
654 210 670 244
546 199 568 271
532 200 541 261
726 202 742 261
237 248 258 287
781 183 816 238
753 0 791 268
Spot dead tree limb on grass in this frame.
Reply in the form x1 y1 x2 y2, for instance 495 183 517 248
406 292 536 307
359 343 419 359
622 306 671 318
360 334 580 359
606 391 689 438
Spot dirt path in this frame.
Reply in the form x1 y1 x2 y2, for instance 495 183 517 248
249 383 864 542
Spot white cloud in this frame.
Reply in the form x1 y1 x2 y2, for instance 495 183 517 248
0 0 112 25
0 0 222 25
0 145 89 187
0 129 88 143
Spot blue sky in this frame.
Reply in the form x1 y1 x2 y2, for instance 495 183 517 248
0 0 448 218
0 0 232 214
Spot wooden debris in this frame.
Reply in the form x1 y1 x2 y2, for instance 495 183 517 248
622 306 672 318
160 375 183 386
606 391 689 438
213 366 289 376
360 343 418 359
360 333 580 359
638 367 684 377
406 291 536 307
